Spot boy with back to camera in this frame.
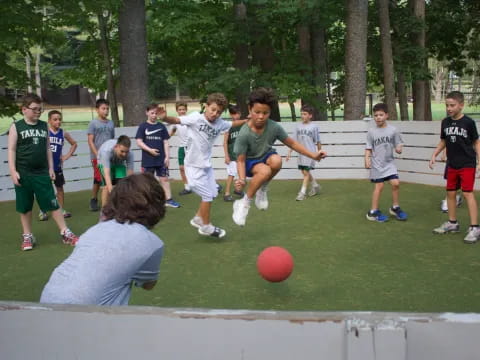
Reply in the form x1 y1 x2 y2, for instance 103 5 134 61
40 173 166 306
232 88 327 226
7 94 79 251
39 110 78 221
136 103 180 208
223 104 245 201
429 91 480 243
87 99 115 211
365 103 407 222
158 93 247 238
286 104 322 201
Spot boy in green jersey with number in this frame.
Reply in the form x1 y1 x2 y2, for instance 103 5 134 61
7 94 79 251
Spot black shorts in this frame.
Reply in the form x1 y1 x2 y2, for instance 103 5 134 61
53 170 65 188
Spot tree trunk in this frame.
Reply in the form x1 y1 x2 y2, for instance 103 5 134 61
425 79 432 121
25 55 33 93
377 0 398 120
233 1 250 118
34 50 41 97
344 0 368 120
119 0 149 126
410 0 426 121
397 71 409 121
311 25 328 121
98 13 120 127
288 101 297 122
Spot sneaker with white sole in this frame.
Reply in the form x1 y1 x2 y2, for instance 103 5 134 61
464 226 480 244
61 228 79 246
366 210 389 222
38 211 48 221
21 233 36 251
308 184 321 197
190 216 203 229
255 187 268 210
198 225 226 238
296 192 307 201
389 206 408 221
166 199 181 208
233 199 250 226
440 199 448 213
433 221 460 234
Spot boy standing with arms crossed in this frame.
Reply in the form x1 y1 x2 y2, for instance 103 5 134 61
39 110 78 220
158 93 246 238
365 103 407 222
223 104 244 201
232 88 327 226
136 103 180 208
8 94 79 251
87 99 115 211
430 91 480 243
286 104 322 200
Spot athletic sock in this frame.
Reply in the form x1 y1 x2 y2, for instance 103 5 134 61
301 186 307 194
449 220 458 224
185 184 191 191
243 194 252 204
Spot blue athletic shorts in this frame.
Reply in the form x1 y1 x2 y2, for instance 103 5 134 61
370 174 399 183
245 151 277 178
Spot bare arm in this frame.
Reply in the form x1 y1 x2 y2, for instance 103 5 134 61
7 123 20 186
223 132 230 164
103 166 113 193
62 131 78 162
475 139 480 176
365 149 372 169
235 153 247 191
429 139 446 169
157 107 181 124
282 137 327 161
231 119 247 128
46 137 55 180
87 134 98 158
164 139 170 168
136 138 160 156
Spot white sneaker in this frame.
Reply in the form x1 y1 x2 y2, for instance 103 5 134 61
308 184 321 197
255 186 269 210
440 199 448 213
190 216 203 229
233 199 250 226
296 192 307 201
198 225 226 238
464 226 480 244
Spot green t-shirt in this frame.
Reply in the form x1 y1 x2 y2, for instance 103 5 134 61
227 125 243 160
234 119 288 160
14 119 49 175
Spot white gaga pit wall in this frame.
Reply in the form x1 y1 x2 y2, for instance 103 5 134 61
2 120 480 359
2 120 480 200
2 302 480 360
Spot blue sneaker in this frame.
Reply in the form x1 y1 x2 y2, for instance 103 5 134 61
166 199 181 208
366 210 389 222
389 206 407 221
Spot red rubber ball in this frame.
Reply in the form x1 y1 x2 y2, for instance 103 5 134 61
257 246 294 282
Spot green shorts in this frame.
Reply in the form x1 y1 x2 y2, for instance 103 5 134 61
98 164 127 186
15 174 59 213
178 147 186 166
298 165 313 171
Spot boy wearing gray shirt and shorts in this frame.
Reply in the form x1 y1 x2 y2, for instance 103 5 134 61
365 103 407 222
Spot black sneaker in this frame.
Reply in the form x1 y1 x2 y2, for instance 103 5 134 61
179 189 192 196
224 195 234 202
89 198 99 212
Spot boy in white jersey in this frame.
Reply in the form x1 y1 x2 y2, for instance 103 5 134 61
158 93 246 238
286 105 322 200
365 103 407 222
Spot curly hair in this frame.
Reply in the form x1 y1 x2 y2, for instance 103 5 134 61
206 93 228 111
248 88 277 109
102 173 166 229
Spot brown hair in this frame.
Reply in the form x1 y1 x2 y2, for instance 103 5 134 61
21 93 42 108
102 173 166 229
446 91 464 104
95 98 109 108
300 105 314 115
146 103 158 111
206 93 228 111
228 104 240 114
116 135 131 148
48 110 62 119
248 88 277 109
373 103 388 113
175 101 188 110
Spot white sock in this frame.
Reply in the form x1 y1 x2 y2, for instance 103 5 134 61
185 184 191 191
301 186 307 194
310 179 318 187
261 182 269 192
201 223 214 234
243 194 252 204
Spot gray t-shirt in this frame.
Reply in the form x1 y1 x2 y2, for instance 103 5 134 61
293 122 321 168
366 124 403 179
98 139 134 170
40 220 164 306
87 118 115 160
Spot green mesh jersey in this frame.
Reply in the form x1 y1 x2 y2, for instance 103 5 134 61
14 119 49 175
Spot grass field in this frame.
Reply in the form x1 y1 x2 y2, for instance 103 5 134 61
1 102 479 134
1 179 480 313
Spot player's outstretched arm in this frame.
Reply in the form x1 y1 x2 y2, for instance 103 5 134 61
157 107 180 125
282 137 327 161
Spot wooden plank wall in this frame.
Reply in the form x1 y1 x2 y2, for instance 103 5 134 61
0 120 474 201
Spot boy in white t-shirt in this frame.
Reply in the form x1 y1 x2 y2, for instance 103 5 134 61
158 93 246 238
